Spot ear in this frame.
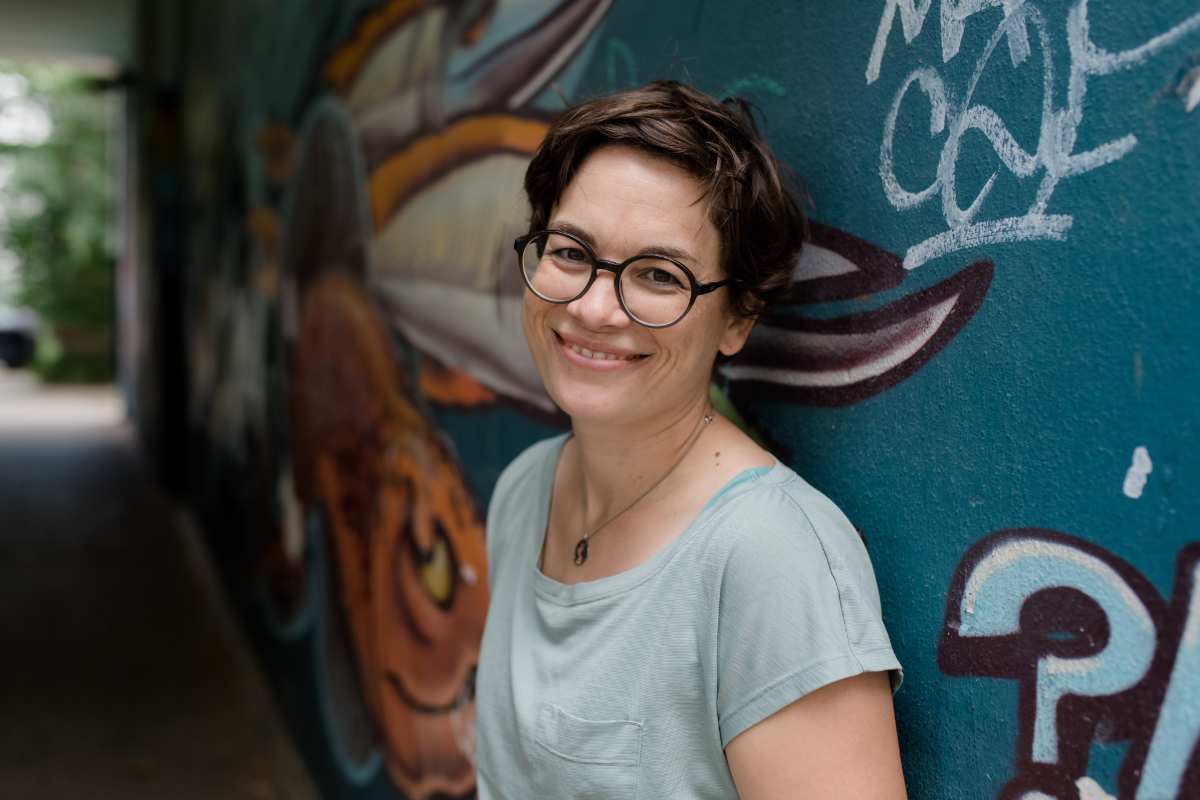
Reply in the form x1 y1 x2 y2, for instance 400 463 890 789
718 312 757 357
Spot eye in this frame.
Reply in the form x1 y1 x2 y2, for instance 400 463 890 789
402 513 456 609
417 520 455 606
630 263 687 291
551 246 589 263
393 474 457 610
647 268 683 287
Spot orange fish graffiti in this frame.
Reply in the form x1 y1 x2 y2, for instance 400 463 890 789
291 272 488 798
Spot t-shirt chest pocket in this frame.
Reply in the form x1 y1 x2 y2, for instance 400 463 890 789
533 702 643 799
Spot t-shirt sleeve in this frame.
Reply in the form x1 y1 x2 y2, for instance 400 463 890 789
714 484 902 747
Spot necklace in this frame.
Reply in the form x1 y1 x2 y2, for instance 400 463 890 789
569 409 714 567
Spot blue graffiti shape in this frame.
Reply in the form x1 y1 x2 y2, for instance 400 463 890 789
1124 544 1200 800
938 530 1200 799
956 534 1156 763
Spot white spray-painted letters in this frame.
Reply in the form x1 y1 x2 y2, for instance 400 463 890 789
869 0 1200 269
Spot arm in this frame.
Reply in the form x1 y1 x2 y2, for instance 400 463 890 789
724 671 906 800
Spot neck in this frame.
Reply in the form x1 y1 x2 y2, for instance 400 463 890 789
567 392 712 525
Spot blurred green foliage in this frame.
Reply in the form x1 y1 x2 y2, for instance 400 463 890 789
0 60 115 382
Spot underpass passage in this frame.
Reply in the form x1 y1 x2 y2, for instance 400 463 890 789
0 411 318 798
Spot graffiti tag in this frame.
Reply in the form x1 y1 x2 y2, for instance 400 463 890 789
940 530 1200 799
867 0 1200 269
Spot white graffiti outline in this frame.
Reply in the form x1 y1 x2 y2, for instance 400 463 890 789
869 0 1200 269
867 0 1032 86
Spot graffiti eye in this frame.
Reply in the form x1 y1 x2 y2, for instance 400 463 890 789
417 519 456 607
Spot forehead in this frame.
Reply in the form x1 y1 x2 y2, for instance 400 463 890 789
551 145 719 268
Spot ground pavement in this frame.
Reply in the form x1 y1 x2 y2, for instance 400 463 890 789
0 368 319 799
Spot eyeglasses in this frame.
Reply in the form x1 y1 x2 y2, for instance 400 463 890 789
514 229 733 328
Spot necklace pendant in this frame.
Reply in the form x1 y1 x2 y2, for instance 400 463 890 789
573 537 589 566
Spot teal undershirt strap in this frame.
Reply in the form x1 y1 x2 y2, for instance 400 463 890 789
700 466 773 515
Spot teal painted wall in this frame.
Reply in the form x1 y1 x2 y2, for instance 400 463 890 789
170 2 1200 797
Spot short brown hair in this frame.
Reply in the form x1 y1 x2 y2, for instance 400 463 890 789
523 80 807 317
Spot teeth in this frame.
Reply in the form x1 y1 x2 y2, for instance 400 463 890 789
567 342 639 361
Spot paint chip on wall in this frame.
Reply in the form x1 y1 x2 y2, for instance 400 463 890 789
1122 446 1153 499
1180 65 1200 112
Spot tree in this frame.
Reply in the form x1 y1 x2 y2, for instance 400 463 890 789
0 59 115 381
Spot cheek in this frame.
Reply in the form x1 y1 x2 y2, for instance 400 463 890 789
521 295 560 383
679 310 729 360
651 326 718 382
520 295 542 349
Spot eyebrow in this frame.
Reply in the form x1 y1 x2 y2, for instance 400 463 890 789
548 220 700 266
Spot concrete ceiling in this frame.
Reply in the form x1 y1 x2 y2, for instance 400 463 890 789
0 0 136 69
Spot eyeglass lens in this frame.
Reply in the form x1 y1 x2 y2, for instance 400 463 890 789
521 231 692 326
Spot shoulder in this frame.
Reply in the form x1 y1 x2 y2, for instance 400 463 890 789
705 466 902 745
706 465 894 664
704 465 875 585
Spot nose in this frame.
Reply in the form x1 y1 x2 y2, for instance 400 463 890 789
564 271 630 329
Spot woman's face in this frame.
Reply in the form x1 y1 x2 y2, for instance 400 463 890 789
522 144 755 427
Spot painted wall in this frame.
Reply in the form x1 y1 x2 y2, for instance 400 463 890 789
164 2 1200 798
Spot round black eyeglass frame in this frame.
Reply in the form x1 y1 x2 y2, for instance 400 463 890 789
514 229 735 329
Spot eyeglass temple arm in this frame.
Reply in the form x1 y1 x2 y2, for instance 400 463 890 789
695 278 737 295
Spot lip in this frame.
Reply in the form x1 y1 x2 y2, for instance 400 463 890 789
554 331 647 371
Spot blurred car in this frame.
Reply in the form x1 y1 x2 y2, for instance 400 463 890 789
0 306 37 368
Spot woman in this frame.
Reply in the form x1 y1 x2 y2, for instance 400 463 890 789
476 81 906 799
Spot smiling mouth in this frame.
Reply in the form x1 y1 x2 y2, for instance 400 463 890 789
565 342 643 361
555 332 647 362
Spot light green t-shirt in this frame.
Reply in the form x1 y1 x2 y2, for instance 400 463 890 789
476 434 901 799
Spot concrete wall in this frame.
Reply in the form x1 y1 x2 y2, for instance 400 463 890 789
164 2 1200 797
0 0 135 68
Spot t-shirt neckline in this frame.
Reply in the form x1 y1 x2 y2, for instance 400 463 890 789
530 432 787 605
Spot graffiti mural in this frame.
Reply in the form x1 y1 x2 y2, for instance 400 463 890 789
263 3 611 796
722 222 992 406
292 271 489 797
156 1 1200 798
941 531 1200 799
241 0 1004 786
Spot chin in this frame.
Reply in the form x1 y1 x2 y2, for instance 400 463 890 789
529 339 639 422
545 380 631 424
